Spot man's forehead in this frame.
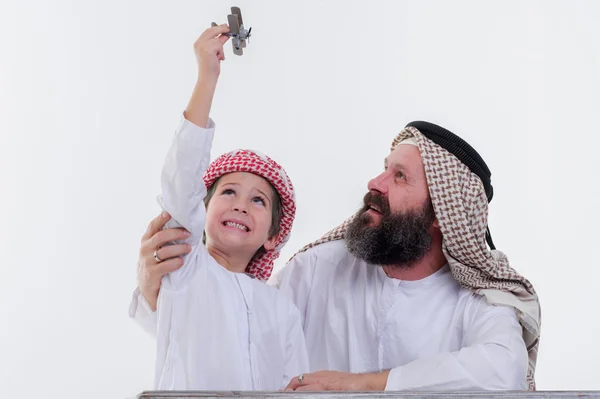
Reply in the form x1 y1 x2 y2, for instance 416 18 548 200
385 144 424 170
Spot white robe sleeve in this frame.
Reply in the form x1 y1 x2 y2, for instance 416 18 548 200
128 116 215 333
128 287 158 337
158 116 214 290
281 298 310 388
385 297 528 391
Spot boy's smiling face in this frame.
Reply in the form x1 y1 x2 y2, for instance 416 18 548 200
204 172 278 261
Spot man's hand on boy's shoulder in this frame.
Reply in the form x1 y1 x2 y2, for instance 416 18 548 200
137 211 192 311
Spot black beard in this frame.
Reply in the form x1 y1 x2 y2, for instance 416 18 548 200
345 191 436 267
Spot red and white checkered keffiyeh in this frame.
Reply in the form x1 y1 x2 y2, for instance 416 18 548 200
203 149 296 282
291 126 541 390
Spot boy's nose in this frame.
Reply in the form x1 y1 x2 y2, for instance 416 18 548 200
233 206 248 214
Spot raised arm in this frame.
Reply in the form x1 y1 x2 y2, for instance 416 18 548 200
130 25 231 317
184 23 230 128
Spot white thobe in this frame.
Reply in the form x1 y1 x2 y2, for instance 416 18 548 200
272 240 529 391
128 117 309 390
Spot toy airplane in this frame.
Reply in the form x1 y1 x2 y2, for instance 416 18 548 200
212 6 252 56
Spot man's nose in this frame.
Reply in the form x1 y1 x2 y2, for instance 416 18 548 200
367 172 389 196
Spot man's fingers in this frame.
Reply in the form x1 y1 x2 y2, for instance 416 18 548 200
155 244 191 261
147 228 190 252
283 383 296 392
295 383 326 392
284 377 301 391
142 212 170 242
285 374 313 391
156 257 185 275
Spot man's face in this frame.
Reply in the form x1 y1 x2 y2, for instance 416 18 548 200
345 144 437 266
367 144 430 221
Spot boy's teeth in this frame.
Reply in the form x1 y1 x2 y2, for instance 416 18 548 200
225 221 248 231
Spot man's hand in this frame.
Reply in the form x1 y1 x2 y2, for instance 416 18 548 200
284 370 390 392
137 212 192 311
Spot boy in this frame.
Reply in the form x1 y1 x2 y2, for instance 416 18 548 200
129 24 309 390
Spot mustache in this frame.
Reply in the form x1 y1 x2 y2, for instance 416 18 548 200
361 191 390 216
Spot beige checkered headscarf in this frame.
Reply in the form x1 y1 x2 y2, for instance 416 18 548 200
292 126 541 390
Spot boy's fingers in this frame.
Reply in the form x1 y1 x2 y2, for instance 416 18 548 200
201 23 230 40
217 34 231 45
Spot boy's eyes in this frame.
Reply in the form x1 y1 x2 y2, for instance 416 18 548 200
220 189 266 206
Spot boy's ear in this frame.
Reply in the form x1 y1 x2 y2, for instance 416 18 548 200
263 234 279 251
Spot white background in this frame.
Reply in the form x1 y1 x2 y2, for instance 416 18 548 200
1 1 599 398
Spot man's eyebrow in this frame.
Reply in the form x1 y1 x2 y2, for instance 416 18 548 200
384 158 407 171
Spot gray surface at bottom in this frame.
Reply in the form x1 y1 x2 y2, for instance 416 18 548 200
137 391 600 399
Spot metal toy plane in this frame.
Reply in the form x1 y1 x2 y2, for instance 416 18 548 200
212 6 252 56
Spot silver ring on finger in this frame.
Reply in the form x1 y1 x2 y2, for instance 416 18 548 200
298 374 304 385
153 248 163 262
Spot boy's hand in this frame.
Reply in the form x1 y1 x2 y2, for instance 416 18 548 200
184 24 229 127
194 24 230 80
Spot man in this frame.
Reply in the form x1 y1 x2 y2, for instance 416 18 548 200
131 121 541 392
274 121 540 391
